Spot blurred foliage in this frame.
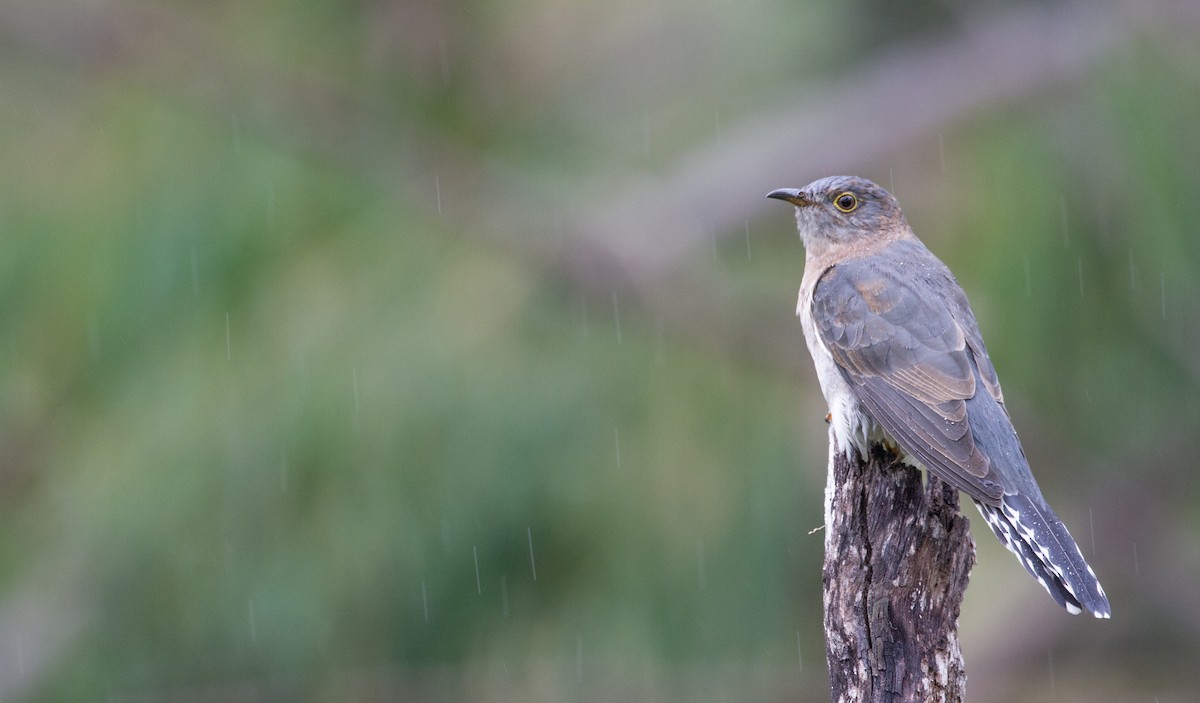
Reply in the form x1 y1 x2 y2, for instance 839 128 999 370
0 0 1198 701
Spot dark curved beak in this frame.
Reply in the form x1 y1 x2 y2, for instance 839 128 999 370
766 188 810 206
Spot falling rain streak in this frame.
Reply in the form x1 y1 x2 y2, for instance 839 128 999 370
230 112 241 153
190 247 200 298
696 540 707 592
612 292 622 346
435 175 442 216
422 581 430 621
1160 272 1166 320
1023 254 1032 298
797 631 803 671
501 575 510 616
642 112 651 158
576 633 583 682
614 428 622 469
527 527 538 580
1060 199 1069 248
474 546 482 594
654 316 665 367
580 293 590 338
744 220 752 260
1089 508 1096 556
437 39 450 85
1077 257 1084 298
352 367 360 415
225 312 232 360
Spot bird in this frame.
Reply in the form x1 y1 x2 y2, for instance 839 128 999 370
767 176 1110 618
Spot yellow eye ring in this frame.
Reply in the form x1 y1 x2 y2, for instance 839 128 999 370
834 192 858 212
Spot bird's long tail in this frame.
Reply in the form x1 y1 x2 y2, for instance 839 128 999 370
975 494 1111 618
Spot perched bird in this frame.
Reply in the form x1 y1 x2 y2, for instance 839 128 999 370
768 176 1110 618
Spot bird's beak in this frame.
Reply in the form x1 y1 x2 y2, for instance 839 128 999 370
766 188 811 207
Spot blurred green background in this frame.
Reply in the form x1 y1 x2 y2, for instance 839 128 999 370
1 0 1198 700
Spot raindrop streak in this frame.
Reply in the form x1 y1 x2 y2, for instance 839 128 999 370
1077 257 1084 298
580 294 590 338
1128 248 1137 290
614 428 622 469
474 546 482 594
1059 199 1069 248
576 633 583 683
435 175 443 216
1023 254 1032 298
938 134 946 172
642 112 651 158
527 527 538 581
352 367 361 415
1160 272 1166 320
501 575 510 616
437 39 450 85
744 220 752 260
422 581 430 621
1089 507 1096 556
86 316 100 359
231 112 241 153
1132 542 1140 577
696 539 707 592
654 316 665 367
190 247 200 298
797 631 803 671
248 600 257 643
612 292 622 346
225 313 232 360
280 446 288 492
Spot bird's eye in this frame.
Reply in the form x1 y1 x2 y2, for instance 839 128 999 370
834 192 858 213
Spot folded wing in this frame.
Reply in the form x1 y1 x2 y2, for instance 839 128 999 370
811 239 1007 503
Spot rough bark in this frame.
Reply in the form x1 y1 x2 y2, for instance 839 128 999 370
823 443 975 703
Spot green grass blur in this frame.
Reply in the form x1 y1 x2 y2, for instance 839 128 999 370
0 1 1197 701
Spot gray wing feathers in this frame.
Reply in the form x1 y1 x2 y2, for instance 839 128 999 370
812 240 1009 503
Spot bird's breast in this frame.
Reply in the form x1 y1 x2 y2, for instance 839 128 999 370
797 281 872 457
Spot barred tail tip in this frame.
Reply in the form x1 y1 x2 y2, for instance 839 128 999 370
976 498 1111 619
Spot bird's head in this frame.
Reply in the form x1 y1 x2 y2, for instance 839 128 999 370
767 176 907 256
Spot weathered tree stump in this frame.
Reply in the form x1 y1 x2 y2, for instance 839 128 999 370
822 443 975 703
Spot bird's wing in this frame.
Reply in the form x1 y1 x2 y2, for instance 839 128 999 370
811 239 1007 503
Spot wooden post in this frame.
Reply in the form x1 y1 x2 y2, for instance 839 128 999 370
822 443 975 703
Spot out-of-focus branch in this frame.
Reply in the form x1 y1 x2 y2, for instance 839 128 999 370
572 1 1133 281
7 1 1198 287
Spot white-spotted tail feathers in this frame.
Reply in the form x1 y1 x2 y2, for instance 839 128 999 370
975 495 1111 618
